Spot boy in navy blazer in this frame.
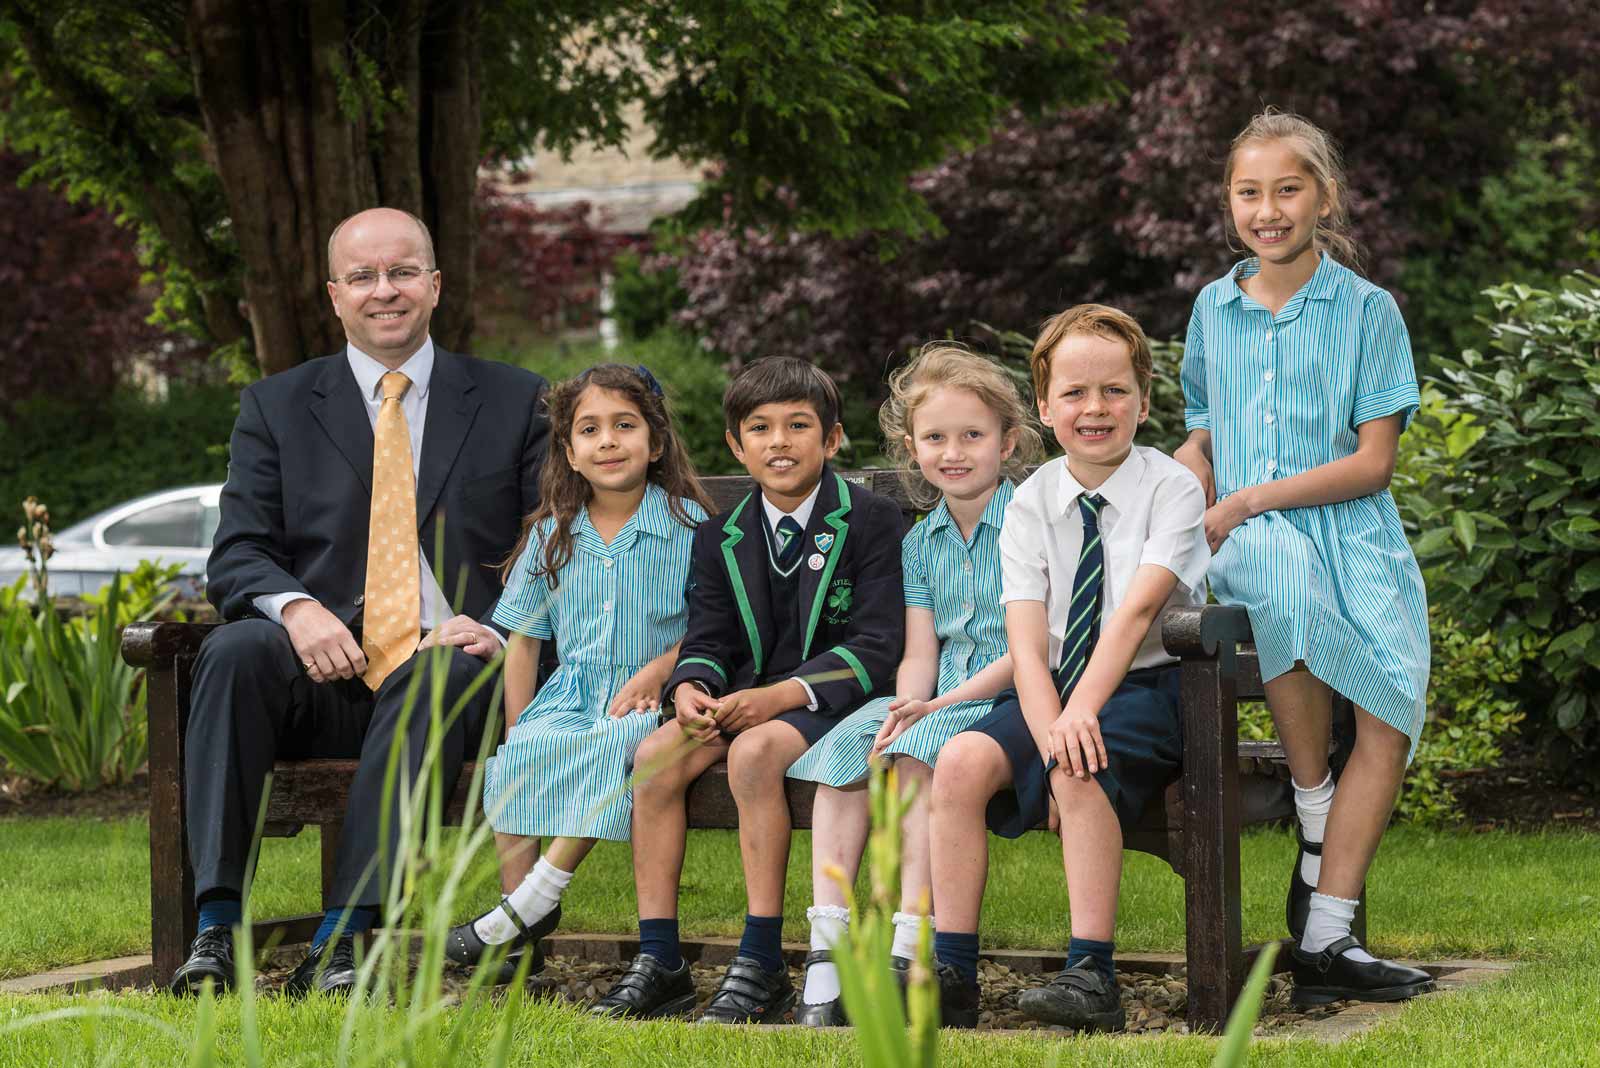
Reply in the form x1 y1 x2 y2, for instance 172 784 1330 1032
592 357 905 1023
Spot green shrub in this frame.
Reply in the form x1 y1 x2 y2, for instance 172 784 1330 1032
1418 271 1600 779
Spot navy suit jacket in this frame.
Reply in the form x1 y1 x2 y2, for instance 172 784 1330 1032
664 468 906 715
206 348 548 630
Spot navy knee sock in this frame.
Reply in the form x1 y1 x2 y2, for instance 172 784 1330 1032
197 891 242 933
737 914 785 973
1067 936 1116 982
639 918 683 970
934 931 980 986
312 906 377 950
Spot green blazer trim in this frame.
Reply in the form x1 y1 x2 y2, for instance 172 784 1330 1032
720 493 764 676
829 645 872 691
679 656 727 684
802 472 853 659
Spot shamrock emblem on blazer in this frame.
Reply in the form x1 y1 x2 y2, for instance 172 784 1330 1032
824 578 854 623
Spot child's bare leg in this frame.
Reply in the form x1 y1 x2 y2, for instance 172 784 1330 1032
1263 664 1334 786
928 734 1011 932
726 720 811 915
1318 709 1407 899
494 833 541 893
632 722 730 920
546 836 598 873
896 757 935 916
1050 767 1121 941
810 783 869 907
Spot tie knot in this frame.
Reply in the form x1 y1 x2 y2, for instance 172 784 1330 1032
381 371 412 402
1079 493 1104 527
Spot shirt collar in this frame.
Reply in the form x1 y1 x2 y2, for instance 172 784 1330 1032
575 483 678 550
926 478 1015 536
1053 449 1147 519
1216 252 1341 306
346 337 435 402
761 479 821 534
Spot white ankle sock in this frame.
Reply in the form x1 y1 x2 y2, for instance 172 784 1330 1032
802 905 850 1005
473 857 574 945
1301 892 1376 963
891 911 929 960
1293 772 1335 885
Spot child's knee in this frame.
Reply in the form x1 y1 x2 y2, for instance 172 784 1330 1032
726 727 795 797
633 726 689 796
1050 767 1107 812
931 737 1002 809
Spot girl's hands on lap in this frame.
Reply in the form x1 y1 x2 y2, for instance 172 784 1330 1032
1203 493 1253 552
1174 439 1216 508
871 696 932 759
608 663 668 717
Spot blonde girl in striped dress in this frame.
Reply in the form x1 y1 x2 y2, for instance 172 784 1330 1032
446 364 711 974
1175 110 1433 1005
784 345 1042 1024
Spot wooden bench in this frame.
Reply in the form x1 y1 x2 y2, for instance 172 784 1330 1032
122 467 1356 1031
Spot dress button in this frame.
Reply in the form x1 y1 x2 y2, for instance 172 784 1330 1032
603 601 612 612
1264 412 1276 425
963 601 973 612
1264 370 1275 382
1266 330 1275 341
604 557 614 568
963 560 973 573
1266 459 1278 474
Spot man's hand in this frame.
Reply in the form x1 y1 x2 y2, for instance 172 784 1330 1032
1048 700 1107 780
283 599 366 682
871 696 933 759
418 614 501 660
715 682 799 734
674 685 722 743
609 661 669 718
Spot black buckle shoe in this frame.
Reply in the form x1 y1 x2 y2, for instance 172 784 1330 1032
1017 960 1124 1032
934 962 979 1029
283 934 359 998
590 953 697 1019
697 956 795 1024
794 949 849 1027
168 925 236 996
1290 935 1435 1006
444 900 558 981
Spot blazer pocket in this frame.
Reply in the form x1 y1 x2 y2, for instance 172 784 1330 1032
462 464 519 503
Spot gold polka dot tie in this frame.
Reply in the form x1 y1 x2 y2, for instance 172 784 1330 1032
361 371 421 690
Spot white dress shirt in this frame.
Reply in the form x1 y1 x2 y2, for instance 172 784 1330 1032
999 446 1209 671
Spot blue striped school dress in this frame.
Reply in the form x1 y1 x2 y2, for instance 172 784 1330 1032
787 481 1013 786
483 484 706 838
1183 254 1430 753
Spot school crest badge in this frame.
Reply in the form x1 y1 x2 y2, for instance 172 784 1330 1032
814 532 835 553
824 578 854 624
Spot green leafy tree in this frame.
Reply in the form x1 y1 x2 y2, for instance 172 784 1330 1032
0 1 1118 376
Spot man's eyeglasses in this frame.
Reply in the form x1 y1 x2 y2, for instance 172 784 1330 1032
331 265 436 290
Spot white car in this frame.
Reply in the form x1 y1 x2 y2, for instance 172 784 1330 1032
0 484 222 598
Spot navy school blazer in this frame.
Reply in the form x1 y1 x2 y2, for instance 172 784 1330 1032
663 467 906 715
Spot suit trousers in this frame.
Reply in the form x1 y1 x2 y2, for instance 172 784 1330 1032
184 618 493 909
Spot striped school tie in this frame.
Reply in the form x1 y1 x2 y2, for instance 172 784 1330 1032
1054 494 1105 701
775 516 804 570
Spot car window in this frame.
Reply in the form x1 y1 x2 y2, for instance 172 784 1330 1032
200 504 221 548
102 498 204 548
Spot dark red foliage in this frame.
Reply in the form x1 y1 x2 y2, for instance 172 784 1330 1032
668 0 1600 381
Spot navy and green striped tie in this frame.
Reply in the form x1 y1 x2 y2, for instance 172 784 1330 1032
1054 494 1105 701
775 516 804 570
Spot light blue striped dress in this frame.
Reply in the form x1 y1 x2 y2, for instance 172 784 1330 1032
787 481 1013 786
483 483 706 838
1183 254 1430 752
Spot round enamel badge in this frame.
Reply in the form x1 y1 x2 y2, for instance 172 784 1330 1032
807 553 826 571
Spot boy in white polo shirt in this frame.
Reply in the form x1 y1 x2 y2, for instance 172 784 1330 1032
926 304 1209 1031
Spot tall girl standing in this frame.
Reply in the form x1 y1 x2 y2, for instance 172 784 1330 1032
785 344 1041 1025
446 364 710 973
1175 110 1434 1004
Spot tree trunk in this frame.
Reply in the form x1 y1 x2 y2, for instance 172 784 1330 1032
186 0 480 376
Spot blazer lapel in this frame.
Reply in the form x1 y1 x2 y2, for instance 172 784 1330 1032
416 349 481 529
799 470 851 659
309 357 374 494
720 491 772 677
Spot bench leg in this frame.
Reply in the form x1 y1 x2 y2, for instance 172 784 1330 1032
1181 658 1242 1033
147 660 196 983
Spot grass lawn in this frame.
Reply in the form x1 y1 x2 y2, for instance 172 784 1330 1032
1 815 1597 1064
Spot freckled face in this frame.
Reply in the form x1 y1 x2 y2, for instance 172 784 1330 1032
906 387 1016 505
1038 333 1148 467
565 386 659 495
1228 139 1330 268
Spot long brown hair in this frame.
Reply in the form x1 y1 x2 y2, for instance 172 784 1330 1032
503 364 711 589
1223 109 1362 270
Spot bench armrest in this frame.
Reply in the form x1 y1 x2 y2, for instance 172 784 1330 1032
122 621 219 669
1160 605 1251 660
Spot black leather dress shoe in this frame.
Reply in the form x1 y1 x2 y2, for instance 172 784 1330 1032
890 953 912 997
1290 936 1435 1006
444 901 558 981
589 954 697 1019
697 956 795 1024
793 950 849 1027
168 925 236 996
1286 827 1320 943
1017 962 1124 1032
283 935 359 998
934 962 979 1029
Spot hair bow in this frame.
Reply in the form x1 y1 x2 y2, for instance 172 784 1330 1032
635 364 666 398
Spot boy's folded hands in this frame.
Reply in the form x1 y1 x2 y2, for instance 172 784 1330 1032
714 682 800 733
673 685 722 742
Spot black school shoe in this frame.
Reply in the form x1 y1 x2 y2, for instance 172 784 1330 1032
934 963 979 1029
444 901 559 981
283 934 359 998
794 950 849 1027
1017 961 1125 1033
1290 936 1435 1006
168 925 236 996
1286 827 1320 943
696 956 796 1024
589 954 698 1019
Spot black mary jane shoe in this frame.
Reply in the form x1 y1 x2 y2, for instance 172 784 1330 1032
934 963 979 1029
168 925 236 996
1290 935 1435 1006
1286 827 1320 943
697 956 796 1025
283 934 359 998
590 954 698 1019
1016 961 1125 1033
444 901 560 979
794 950 849 1027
